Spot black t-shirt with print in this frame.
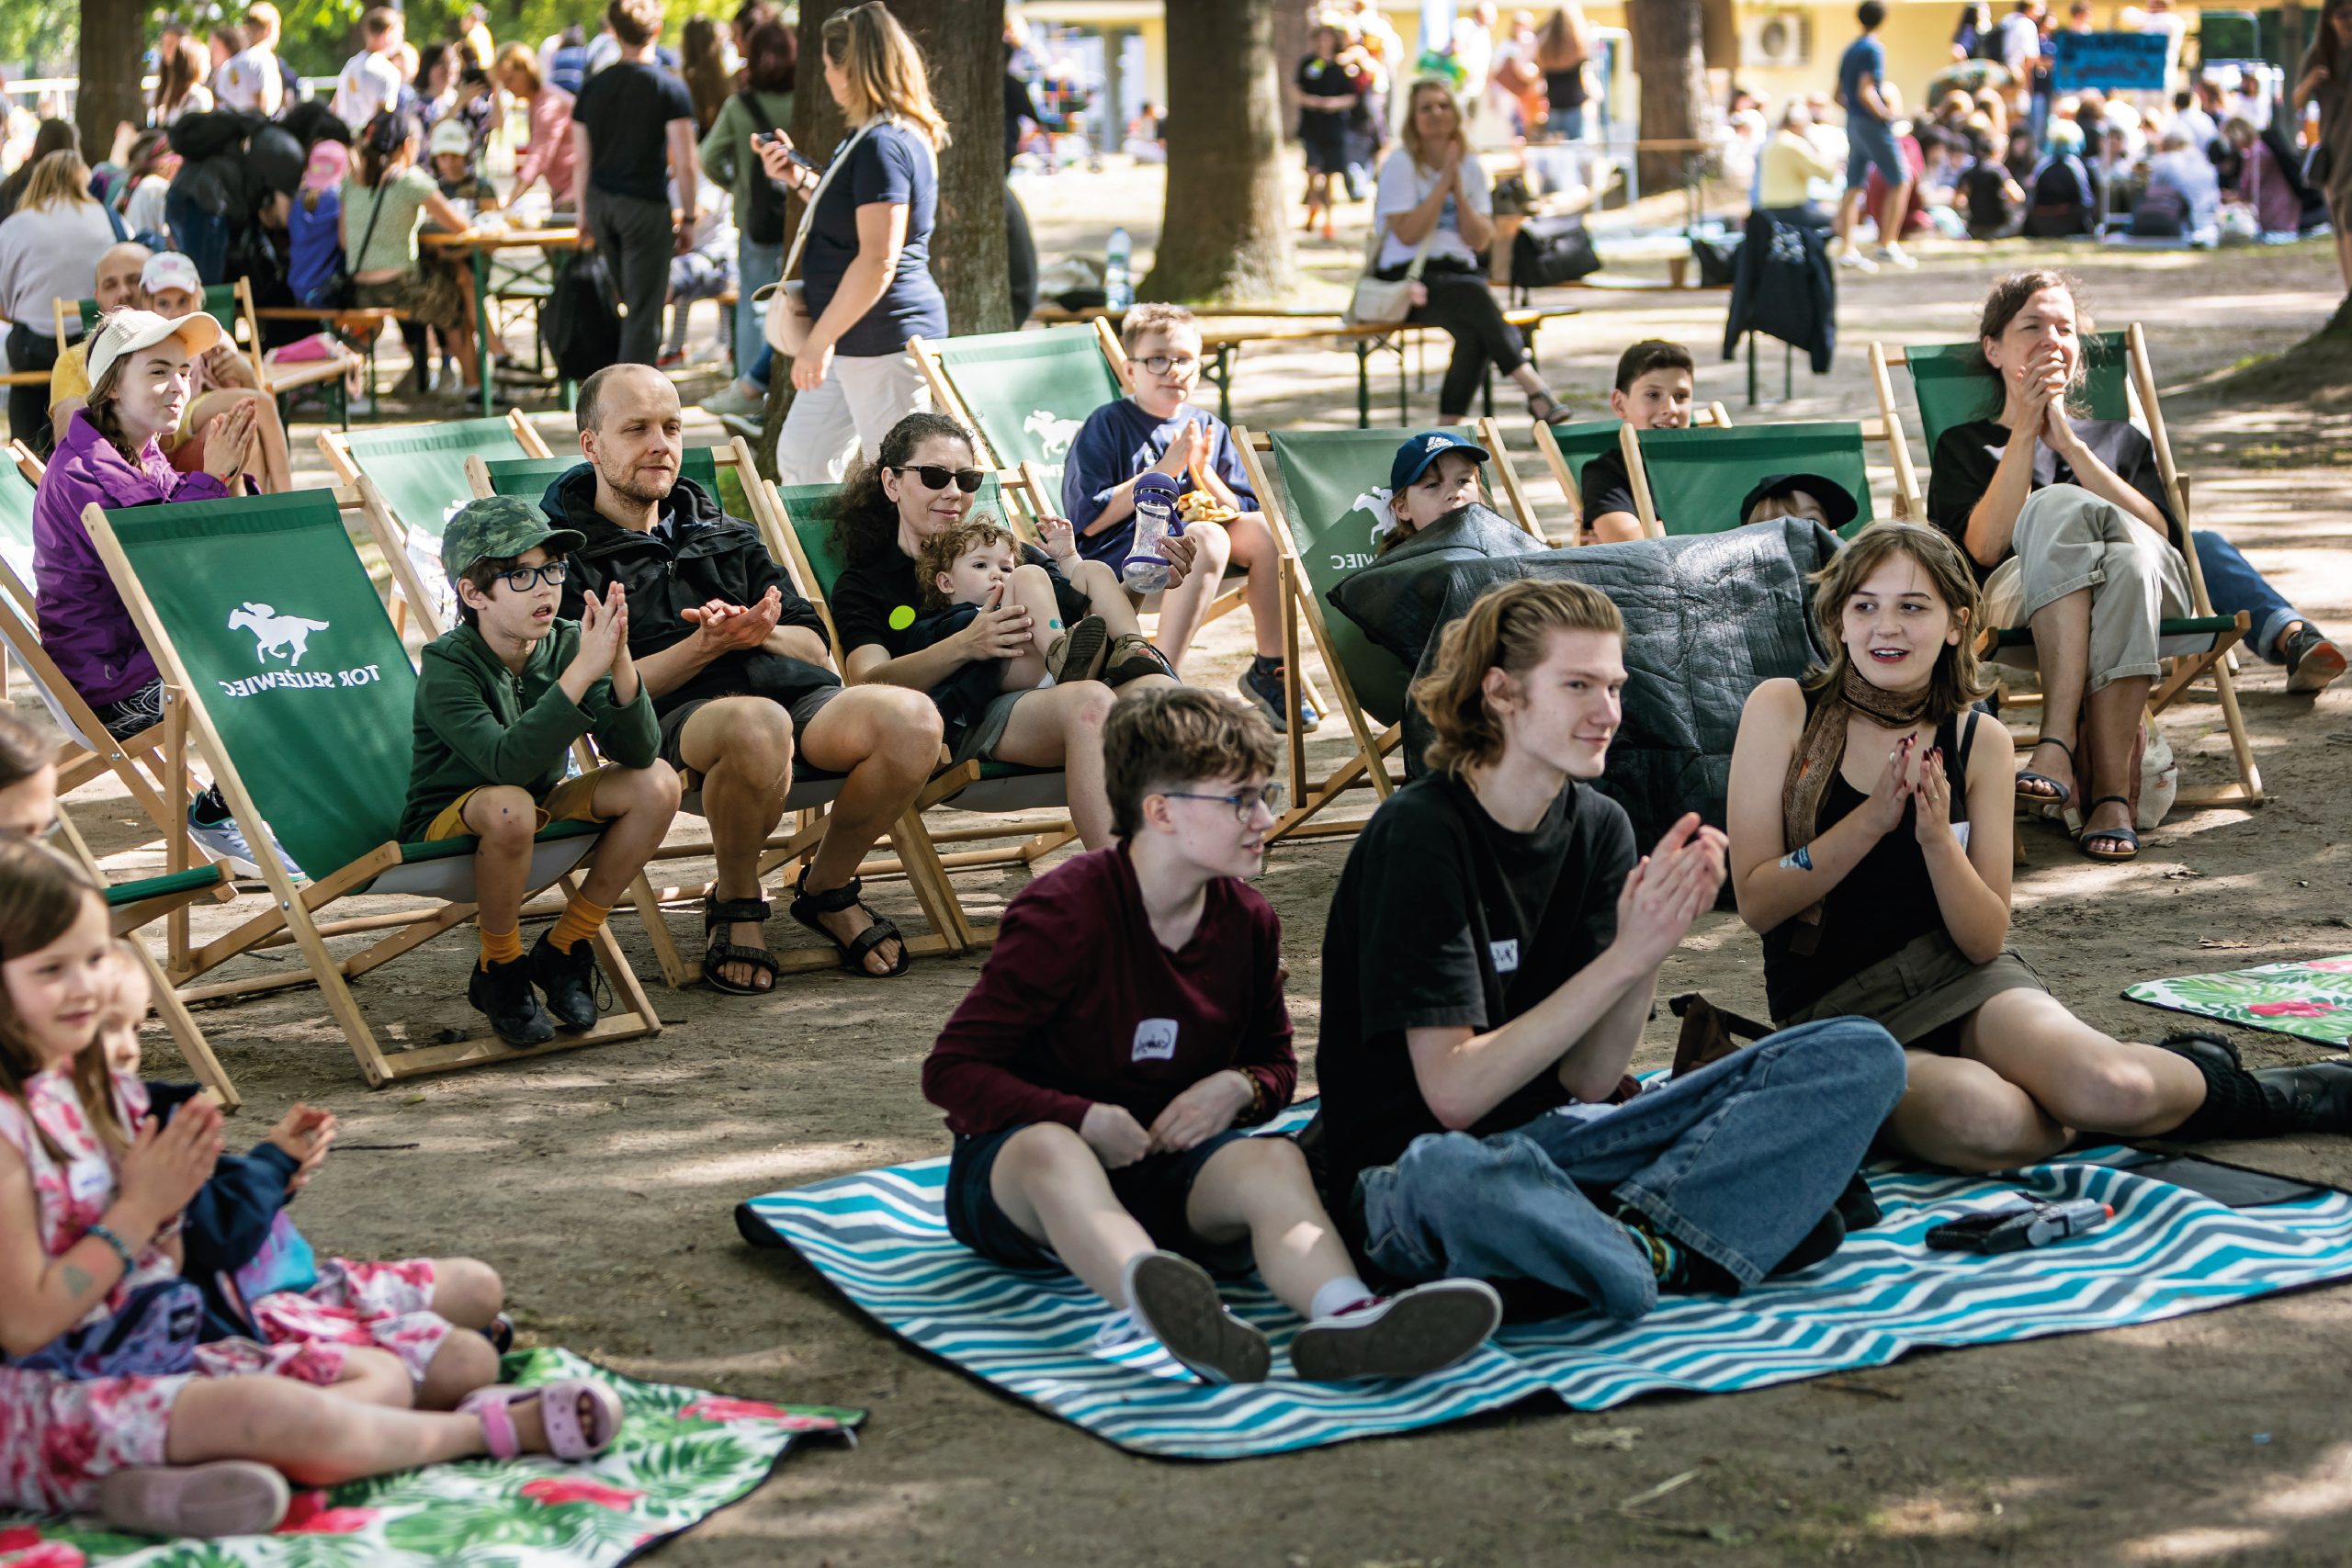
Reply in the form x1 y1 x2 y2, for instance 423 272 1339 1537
1577 447 1637 527
1315 770 1638 1225
1925 415 2179 585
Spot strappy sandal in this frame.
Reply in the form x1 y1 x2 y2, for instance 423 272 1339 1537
701 893 778 995
1104 632 1177 687
460 1379 625 1461
1526 389 1577 426
1046 615 1110 684
2076 795 2141 862
2015 736 2075 812
788 872 910 977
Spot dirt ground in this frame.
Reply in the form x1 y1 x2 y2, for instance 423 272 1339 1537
35 164 2352 1565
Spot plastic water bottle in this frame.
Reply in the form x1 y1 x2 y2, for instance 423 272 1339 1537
1122 471 1182 593
1104 226 1133 311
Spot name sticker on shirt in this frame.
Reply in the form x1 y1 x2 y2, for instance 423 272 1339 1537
1131 1018 1180 1063
67 1160 111 1205
1490 939 1521 975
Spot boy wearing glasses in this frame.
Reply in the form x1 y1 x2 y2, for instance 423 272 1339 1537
1061 304 1307 731
401 498 683 1046
922 688 1500 1385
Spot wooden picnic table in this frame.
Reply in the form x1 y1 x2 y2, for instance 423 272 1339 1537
423 225 582 416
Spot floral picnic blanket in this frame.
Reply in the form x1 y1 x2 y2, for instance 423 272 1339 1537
0 1348 859 1566
2124 954 2352 1047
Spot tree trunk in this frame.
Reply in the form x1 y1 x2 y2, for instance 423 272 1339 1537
1141 0 1297 302
1626 0 1707 196
75 0 146 164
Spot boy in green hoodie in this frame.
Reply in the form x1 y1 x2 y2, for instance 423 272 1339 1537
403 496 683 1045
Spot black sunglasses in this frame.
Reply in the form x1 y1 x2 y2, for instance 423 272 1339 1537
894 464 987 495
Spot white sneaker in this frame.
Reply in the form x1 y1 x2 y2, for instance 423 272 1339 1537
699 379 766 421
1837 249 1880 273
1873 244 1919 270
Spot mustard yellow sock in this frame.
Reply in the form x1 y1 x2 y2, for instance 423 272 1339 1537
548 896 611 955
479 923 524 968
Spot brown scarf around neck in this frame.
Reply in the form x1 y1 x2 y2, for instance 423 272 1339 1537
1780 665 1936 953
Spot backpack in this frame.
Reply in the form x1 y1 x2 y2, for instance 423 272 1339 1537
733 89 791 245
545 247 622 382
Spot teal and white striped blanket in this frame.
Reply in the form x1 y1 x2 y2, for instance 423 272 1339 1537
736 1114 2352 1460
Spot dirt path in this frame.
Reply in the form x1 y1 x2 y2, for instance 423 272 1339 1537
42 173 2352 1564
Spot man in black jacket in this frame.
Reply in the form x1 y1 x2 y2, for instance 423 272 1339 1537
550 365 946 989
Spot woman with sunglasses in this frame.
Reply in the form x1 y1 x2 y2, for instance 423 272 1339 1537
827 413 1180 850
752 2 950 485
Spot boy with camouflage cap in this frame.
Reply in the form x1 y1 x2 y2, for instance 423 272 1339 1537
402 496 682 1045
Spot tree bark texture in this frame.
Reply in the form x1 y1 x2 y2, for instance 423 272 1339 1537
1626 0 1708 195
75 0 147 164
1141 0 1297 302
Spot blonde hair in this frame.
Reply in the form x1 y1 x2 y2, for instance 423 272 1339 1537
18 150 95 215
822 1 949 151
1413 578 1623 777
1804 524 1991 722
1399 76 1468 171
493 40 542 93
1119 302 1198 355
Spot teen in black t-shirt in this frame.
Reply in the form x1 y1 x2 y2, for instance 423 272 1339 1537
1313 578 1905 1323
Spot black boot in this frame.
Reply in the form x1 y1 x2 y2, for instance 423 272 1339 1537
2154 1032 2352 1138
469 955 555 1045
526 932 600 1032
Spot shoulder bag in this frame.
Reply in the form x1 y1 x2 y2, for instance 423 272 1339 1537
1343 213 1438 328
763 117 903 356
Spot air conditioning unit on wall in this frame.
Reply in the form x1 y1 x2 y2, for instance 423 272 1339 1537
1742 12 1812 68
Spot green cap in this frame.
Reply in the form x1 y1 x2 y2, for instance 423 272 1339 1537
440 496 585 585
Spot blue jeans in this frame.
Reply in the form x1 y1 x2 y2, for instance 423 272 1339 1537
1545 106 1585 141
1356 1017 1905 1321
735 235 783 382
2193 529 2300 663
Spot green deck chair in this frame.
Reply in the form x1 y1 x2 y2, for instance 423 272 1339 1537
82 489 662 1087
912 325 1125 499
1242 420 1541 841
1878 326 2259 807
322 418 536 629
1533 402 1732 525
1628 423 1875 539
1 450 36 613
65 284 241 344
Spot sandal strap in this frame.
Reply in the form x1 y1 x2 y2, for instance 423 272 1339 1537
461 1386 523 1460
2032 737 2076 761
844 914 905 965
792 874 865 915
704 939 779 974
2086 795 2132 810
703 895 772 929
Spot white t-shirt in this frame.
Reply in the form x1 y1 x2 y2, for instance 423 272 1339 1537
332 49 402 131
217 44 283 116
1373 148 1492 271
1998 11 2041 73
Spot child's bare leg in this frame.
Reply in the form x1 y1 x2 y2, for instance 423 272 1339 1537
1069 559 1145 638
987 1122 1155 1305
415 1327 500 1411
426 1257 504 1329
164 1376 577 1485
1222 514 1284 660
461 786 537 955
1182 1135 1357 1318
1000 563 1063 686
576 762 682 908
1146 520 1233 672
325 1345 416 1409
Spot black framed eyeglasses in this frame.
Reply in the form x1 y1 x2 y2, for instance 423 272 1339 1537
495 561 569 592
1160 783 1286 822
894 464 988 494
1136 354 1199 377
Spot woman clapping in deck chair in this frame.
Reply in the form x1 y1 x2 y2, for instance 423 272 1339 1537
1724 523 2352 1175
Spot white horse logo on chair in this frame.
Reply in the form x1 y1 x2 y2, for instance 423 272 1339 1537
228 602 331 667
1023 410 1081 459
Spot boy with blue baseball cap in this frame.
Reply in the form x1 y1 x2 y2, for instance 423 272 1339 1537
401 496 682 1045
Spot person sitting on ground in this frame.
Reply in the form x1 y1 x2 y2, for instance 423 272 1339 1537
30 308 287 876
907 514 1168 746
1955 129 2028 239
922 688 1504 1384
1309 578 1906 1321
0 842 623 1540
1725 523 2352 1172
1374 77 1586 427
831 411 1178 853
1577 340 1694 543
2132 124 2222 238
548 365 945 989
1926 271 2344 864
1059 302 1300 726
2021 118 2098 236
2223 115 2303 236
401 497 683 1044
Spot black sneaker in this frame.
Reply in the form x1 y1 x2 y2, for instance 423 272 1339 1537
1122 1251 1271 1384
469 955 555 1045
527 932 600 1032
1289 1280 1501 1382
1238 659 1320 734
2252 1060 2352 1133
2283 626 2346 694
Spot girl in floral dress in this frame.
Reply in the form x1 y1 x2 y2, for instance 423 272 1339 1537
0 840 624 1537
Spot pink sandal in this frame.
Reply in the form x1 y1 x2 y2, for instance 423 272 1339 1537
459 1379 624 1461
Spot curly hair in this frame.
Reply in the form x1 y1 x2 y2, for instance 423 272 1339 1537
912 516 1016 611
1411 577 1623 778
831 412 979 570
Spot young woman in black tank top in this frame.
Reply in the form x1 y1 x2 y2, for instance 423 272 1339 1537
1726 525 2352 1172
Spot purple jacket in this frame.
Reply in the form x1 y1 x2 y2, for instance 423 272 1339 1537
31 412 231 708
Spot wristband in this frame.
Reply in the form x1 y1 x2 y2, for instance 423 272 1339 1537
82 1223 137 1275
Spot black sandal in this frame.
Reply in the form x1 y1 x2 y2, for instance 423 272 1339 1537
788 873 910 978
2015 736 2075 810
702 894 779 994
2076 795 2141 863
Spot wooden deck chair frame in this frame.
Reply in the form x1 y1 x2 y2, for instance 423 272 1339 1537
82 494 662 1088
1869 325 2262 808
1532 403 1732 525
59 280 358 425
1234 417 1541 843
1618 419 1881 540
447 434 982 979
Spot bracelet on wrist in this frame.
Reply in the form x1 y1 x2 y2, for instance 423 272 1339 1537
83 1223 137 1277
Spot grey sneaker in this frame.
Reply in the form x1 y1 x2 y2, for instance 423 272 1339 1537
2283 626 2346 694
186 795 300 880
1122 1251 1271 1384
1289 1280 1502 1382
699 378 767 421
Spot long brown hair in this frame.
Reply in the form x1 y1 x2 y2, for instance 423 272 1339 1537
1412 577 1623 777
0 840 129 1162
1803 523 1991 723
80 314 152 464
1536 6 1592 70
822 0 948 150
